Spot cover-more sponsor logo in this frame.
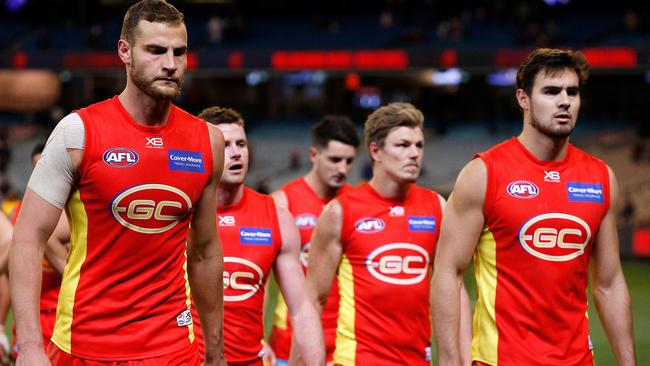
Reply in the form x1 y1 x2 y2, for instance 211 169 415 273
518 213 591 262
103 147 139 168
223 257 264 302
355 217 385 233
111 184 192 234
239 227 273 245
566 182 603 203
295 214 318 229
365 243 430 285
507 180 539 199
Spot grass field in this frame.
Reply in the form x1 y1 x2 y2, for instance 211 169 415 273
266 260 650 365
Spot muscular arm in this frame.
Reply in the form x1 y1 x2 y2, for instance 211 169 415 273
0 213 13 273
431 158 487 366
304 199 343 314
273 206 324 366
590 167 636 365
186 124 226 366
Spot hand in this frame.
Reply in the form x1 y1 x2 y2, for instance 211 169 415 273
262 343 277 366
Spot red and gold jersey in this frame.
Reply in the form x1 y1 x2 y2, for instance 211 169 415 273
51 97 213 360
269 178 352 361
335 183 442 366
194 186 282 365
473 137 610 366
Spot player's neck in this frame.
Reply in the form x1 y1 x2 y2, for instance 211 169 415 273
517 127 570 162
118 88 172 126
368 170 410 200
304 170 338 199
217 184 244 207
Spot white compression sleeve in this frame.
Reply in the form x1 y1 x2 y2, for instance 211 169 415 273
27 113 85 209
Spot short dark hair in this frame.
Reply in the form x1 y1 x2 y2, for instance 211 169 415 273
364 103 424 150
120 0 184 45
31 142 45 159
516 48 589 96
312 115 360 149
198 106 244 127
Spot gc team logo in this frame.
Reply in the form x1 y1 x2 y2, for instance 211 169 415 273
111 184 192 234
518 213 591 262
507 180 539 199
366 243 430 285
103 148 139 168
223 257 264 302
355 217 385 233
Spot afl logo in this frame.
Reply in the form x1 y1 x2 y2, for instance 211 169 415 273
518 213 591 262
103 148 139 168
223 257 264 302
355 217 385 233
295 214 318 229
110 184 192 234
507 180 539 199
366 243 430 285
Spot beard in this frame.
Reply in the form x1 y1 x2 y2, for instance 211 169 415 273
130 58 182 101
530 107 575 139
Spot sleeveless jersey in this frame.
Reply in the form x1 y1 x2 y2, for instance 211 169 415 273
193 186 282 365
51 96 213 360
473 137 610 366
269 178 352 361
335 183 442 366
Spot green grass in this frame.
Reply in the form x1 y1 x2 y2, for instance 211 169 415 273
265 261 650 365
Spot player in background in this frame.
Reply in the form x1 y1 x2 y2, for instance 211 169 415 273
193 106 325 366
268 115 359 366
305 102 471 365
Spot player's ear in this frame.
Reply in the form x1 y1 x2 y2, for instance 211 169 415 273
118 39 132 66
369 141 381 163
516 89 530 110
308 147 319 163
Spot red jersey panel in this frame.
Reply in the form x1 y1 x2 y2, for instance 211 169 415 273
335 183 442 366
51 97 213 360
269 178 351 361
473 137 609 366
194 187 282 365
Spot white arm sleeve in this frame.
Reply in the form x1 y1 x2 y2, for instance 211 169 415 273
27 113 85 209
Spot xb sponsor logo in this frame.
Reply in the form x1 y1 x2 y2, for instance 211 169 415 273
518 213 591 262
355 217 385 233
389 206 405 217
507 180 539 199
223 257 264 302
366 243 430 285
544 170 561 182
218 215 235 226
111 184 192 234
146 137 164 149
103 148 139 168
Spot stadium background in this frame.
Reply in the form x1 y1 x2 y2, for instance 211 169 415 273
0 0 648 364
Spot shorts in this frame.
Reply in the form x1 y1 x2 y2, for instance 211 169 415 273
47 342 201 366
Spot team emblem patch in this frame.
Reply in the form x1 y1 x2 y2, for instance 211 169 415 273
355 217 385 233
507 180 539 199
518 213 591 262
103 147 139 168
168 150 205 173
566 182 603 203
